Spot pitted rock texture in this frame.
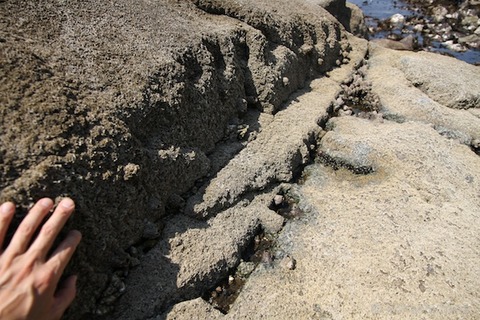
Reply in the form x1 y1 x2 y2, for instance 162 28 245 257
0 0 345 317
2 0 479 319
367 43 480 148
225 116 480 319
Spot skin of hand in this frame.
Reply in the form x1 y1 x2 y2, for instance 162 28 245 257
0 198 82 320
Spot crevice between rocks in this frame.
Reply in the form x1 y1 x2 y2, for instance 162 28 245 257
200 187 304 315
104 31 365 319
143 32 479 318
184 47 379 315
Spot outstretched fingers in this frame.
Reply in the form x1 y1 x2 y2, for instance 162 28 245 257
46 229 82 285
0 202 15 250
27 198 76 260
4 198 53 257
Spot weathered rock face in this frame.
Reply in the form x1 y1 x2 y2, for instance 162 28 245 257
2 0 479 319
367 43 480 147
160 40 480 320
224 116 480 319
0 0 346 317
309 0 369 38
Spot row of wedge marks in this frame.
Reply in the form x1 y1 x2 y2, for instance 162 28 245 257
162 33 369 317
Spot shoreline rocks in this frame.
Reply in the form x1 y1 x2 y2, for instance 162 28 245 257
1 0 479 319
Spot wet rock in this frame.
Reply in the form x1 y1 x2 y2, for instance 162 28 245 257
358 0 480 61
372 35 417 50
390 13 406 27
442 40 468 51
432 5 449 22
458 33 480 47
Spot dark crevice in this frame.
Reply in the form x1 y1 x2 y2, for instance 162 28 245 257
316 150 375 175
201 187 306 314
163 28 370 317
200 168 311 314
268 191 305 220
472 143 480 156
201 226 277 314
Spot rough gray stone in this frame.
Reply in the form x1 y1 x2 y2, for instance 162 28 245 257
367 43 480 148
184 36 368 218
226 116 480 319
346 2 369 38
0 0 346 317
398 51 480 109
112 204 260 319
2 0 479 319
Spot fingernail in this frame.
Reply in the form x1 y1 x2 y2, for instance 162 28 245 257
38 198 53 208
0 202 13 215
60 198 75 209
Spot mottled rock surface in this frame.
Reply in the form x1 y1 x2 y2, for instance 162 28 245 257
226 116 480 319
1 0 344 318
1 0 479 319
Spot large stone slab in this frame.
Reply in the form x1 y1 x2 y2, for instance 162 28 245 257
226 116 480 319
367 44 480 148
185 35 368 218
0 0 347 317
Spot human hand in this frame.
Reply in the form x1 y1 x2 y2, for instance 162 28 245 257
0 198 82 320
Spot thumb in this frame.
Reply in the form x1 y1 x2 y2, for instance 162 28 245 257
52 275 77 320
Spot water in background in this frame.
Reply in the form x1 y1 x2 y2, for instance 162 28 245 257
349 0 480 64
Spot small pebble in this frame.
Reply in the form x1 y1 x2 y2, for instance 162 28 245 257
274 194 284 206
261 251 273 265
413 24 424 32
281 255 297 270
390 13 405 27
339 109 353 117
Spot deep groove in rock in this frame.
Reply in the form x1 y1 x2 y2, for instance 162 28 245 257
316 151 375 175
201 226 277 314
201 187 306 314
